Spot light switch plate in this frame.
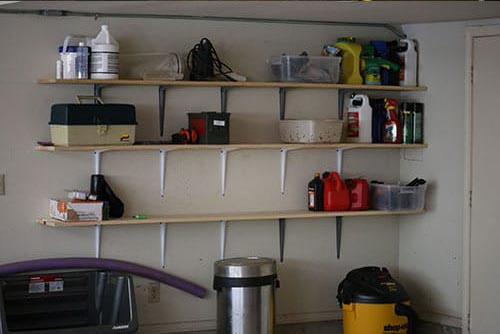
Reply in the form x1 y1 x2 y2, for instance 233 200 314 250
0 174 4 195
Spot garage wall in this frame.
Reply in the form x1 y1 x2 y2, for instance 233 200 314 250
0 15 403 332
399 18 500 328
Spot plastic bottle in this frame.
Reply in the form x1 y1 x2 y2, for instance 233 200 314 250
91 25 119 79
323 172 350 211
308 173 324 211
399 102 414 144
334 38 363 85
346 94 372 143
383 98 402 143
398 39 418 86
76 42 89 79
345 179 369 211
412 103 424 143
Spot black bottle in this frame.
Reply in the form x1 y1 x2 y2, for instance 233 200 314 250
308 173 324 211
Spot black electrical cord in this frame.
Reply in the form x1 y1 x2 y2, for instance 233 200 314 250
187 38 236 81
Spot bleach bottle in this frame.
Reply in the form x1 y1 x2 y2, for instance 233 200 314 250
398 39 418 86
91 25 119 79
346 94 372 143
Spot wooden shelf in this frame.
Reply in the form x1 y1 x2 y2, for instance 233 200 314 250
36 143 427 152
37 79 427 91
38 209 424 227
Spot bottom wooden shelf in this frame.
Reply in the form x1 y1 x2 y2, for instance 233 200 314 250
38 209 424 227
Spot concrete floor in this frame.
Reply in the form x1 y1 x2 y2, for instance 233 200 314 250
184 320 461 334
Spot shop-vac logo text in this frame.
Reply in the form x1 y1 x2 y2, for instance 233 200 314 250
384 323 408 333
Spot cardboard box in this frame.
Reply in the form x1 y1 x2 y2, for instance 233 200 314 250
49 199 103 222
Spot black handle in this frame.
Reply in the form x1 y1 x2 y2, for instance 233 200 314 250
395 303 417 334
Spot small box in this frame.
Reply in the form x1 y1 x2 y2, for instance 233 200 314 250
270 55 341 83
188 112 230 144
49 104 137 146
49 199 103 221
370 183 427 211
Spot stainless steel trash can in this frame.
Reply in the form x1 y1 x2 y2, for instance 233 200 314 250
213 257 278 334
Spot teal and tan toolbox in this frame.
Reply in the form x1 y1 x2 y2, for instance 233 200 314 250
49 104 137 146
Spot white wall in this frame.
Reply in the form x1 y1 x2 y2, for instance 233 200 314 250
399 18 500 328
0 14 404 332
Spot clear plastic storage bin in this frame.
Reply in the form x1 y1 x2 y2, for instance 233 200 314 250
271 55 341 83
370 183 427 211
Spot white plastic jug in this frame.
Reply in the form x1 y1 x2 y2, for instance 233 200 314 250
346 94 372 143
398 39 418 86
91 25 119 79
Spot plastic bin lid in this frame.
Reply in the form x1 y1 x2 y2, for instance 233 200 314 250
214 257 276 278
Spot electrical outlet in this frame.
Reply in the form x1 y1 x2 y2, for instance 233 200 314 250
0 174 4 195
147 282 160 303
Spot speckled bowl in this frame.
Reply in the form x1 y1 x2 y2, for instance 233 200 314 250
279 119 344 143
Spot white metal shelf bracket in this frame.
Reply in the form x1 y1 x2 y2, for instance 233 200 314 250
95 225 102 258
220 148 238 196
220 220 227 259
160 223 167 267
280 147 302 194
160 149 175 197
93 150 106 174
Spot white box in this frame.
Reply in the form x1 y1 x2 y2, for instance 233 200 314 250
49 199 103 221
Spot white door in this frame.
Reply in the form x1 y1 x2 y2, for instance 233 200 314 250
469 31 500 334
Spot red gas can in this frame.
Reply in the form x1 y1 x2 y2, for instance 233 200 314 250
346 179 370 211
323 172 350 211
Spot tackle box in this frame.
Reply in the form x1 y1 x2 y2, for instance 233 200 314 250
370 183 427 211
188 112 230 144
49 104 137 146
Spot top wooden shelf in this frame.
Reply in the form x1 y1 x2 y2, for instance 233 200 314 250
36 143 427 152
37 79 427 91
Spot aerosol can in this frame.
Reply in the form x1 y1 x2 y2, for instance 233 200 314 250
346 94 372 143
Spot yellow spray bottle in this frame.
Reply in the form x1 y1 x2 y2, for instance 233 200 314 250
335 37 363 85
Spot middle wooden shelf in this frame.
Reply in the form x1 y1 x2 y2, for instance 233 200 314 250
38 209 424 227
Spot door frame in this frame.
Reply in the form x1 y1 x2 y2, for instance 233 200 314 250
463 24 500 334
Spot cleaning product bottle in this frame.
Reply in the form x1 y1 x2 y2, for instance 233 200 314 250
347 94 372 143
91 25 119 79
335 37 363 85
398 39 418 86
383 98 402 143
323 172 350 211
308 173 324 211
412 103 424 143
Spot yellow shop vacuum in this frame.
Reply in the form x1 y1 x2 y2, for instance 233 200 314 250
337 267 417 334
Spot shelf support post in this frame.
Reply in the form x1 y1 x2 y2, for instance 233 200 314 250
280 148 288 194
221 87 228 114
94 150 105 175
160 223 167 267
158 86 168 138
336 148 344 259
279 88 286 120
94 84 105 101
159 149 175 197
219 148 238 196
279 218 286 262
95 225 101 258
220 220 227 259
338 89 345 120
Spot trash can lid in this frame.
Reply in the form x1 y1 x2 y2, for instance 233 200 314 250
214 257 276 278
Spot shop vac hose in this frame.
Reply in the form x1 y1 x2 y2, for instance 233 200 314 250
0 257 207 298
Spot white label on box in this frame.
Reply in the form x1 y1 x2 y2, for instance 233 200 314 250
213 120 225 126
49 281 64 292
28 282 45 294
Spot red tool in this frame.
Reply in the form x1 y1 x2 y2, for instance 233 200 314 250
171 128 198 144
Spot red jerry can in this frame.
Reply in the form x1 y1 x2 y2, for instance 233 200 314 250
323 172 351 211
